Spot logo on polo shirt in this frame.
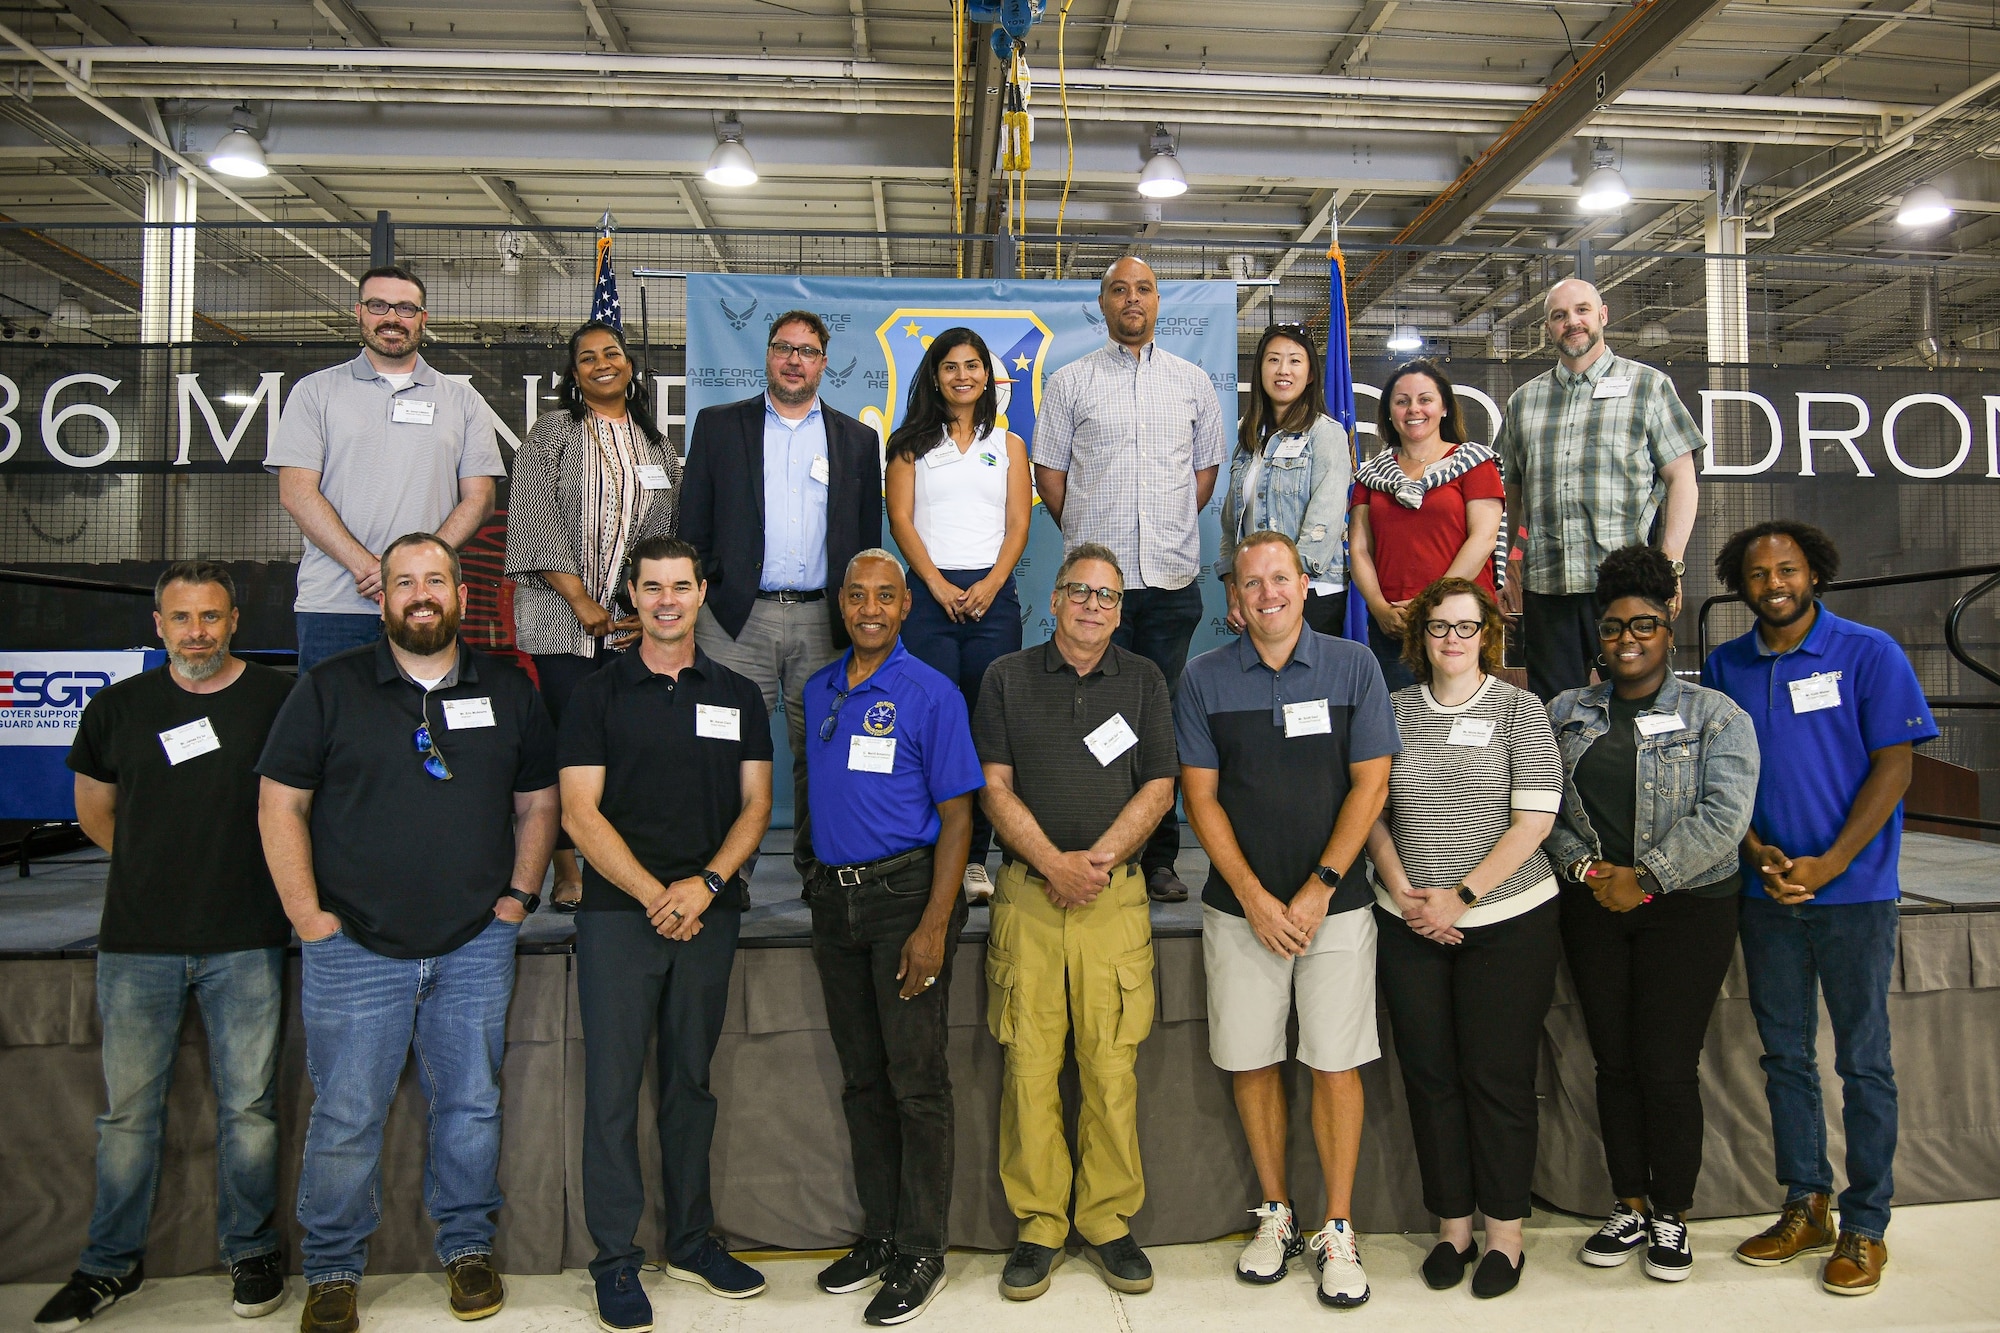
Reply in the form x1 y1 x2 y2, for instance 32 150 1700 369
863 701 897 736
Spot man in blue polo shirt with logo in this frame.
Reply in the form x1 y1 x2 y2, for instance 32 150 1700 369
803 548 984 1327
1702 520 1937 1299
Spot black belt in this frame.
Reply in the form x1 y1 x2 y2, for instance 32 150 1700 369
757 588 825 603
824 846 933 888
1003 858 1140 885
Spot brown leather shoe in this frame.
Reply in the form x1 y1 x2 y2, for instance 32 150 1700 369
299 1279 359 1333
1735 1193 1833 1266
1821 1230 1887 1296
445 1254 505 1321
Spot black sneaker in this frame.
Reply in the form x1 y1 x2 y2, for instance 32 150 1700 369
998 1241 1064 1301
1080 1232 1154 1294
1581 1201 1648 1267
818 1238 897 1294
1644 1211 1694 1282
32 1267 143 1330
863 1254 947 1326
230 1251 286 1318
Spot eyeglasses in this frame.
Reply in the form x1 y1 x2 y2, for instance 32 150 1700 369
1597 615 1669 641
361 298 425 318
768 340 826 363
1423 619 1483 640
819 684 855 743
1059 582 1124 608
412 694 452 781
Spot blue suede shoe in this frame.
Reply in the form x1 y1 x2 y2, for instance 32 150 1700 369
593 1266 652 1333
665 1236 767 1299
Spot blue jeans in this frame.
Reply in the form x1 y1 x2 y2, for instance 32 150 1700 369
902 567 1021 865
1109 581 1205 875
297 917 520 1283
1738 896 1899 1239
296 612 382 673
1365 616 1417 692
81 949 285 1278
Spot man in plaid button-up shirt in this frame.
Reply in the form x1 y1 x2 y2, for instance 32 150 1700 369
1033 257 1229 900
1495 279 1702 699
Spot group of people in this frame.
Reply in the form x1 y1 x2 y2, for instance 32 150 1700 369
32 257 1936 1333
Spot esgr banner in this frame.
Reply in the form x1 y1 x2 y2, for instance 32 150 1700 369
0 650 151 820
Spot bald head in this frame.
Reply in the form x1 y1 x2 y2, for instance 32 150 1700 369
1543 277 1604 317
1099 256 1160 348
1543 277 1610 369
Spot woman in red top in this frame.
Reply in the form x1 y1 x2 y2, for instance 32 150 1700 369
1348 358 1506 689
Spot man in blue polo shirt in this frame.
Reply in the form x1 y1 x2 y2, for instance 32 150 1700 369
1702 520 1937 1299
802 549 984 1327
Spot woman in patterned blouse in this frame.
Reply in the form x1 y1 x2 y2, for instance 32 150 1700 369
505 320 681 906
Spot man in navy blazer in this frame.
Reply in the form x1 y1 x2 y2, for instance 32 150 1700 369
681 309 883 867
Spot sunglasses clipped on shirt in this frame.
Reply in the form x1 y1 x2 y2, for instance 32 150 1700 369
412 693 452 781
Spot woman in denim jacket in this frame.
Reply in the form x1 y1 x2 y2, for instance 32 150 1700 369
1545 546 1760 1285
1219 323 1352 636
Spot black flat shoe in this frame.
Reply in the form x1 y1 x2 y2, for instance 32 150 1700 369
1421 1239 1478 1290
1471 1248 1524 1299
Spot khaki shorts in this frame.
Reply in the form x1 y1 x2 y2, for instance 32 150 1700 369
1202 903 1380 1073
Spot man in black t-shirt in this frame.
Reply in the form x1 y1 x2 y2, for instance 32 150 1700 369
257 533 559 1333
35 563 295 1332
558 538 774 1332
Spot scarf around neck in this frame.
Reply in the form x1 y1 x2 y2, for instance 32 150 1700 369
1354 439 1497 510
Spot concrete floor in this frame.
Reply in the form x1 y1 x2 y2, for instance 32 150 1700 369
4 1200 1997 1332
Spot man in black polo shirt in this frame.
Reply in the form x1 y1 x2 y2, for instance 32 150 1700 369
558 536 774 1333
1175 530 1397 1310
257 532 558 1333
974 541 1176 1302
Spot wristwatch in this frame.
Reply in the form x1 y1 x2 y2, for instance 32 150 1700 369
702 870 727 897
1313 864 1343 889
1666 557 1687 578
1454 882 1479 906
500 887 541 915
1635 865 1663 900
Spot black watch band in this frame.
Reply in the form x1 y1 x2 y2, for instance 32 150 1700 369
703 871 727 897
501 888 541 915
1455 882 1479 906
1314 864 1343 888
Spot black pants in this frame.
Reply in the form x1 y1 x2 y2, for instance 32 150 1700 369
1303 588 1347 638
534 651 616 851
808 858 967 1258
1559 882 1740 1214
1110 582 1205 875
1375 900 1561 1222
576 906 740 1276
1521 590 1600 701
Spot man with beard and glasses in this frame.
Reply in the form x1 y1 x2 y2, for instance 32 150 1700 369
680 309 882 872
268 265 508 672
35 564 296 1332
1702 521 1937 1298
1494 278 1703 700
257 533 559 1333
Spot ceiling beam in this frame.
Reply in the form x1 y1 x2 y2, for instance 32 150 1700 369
311 0 383 49
287 172 365 224
1323 1 1397 76
1241 187 1345 310
470 172 572 274
45 1 143 48
969 33 1004 239
1749 0 1928 96
671 177 730 271
1096 0 1135 68
578 0 631 55
848 0 870 61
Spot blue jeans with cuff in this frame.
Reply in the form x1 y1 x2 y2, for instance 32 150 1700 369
902 567 1021 867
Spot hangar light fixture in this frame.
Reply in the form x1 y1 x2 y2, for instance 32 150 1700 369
1577 139 1629 214
705 115 759 188
1137 125 1188 199
1896 184 1952 228
208 107 270 179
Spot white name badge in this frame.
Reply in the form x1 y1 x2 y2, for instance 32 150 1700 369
695 704 741 740
809 455 831 486
848 734 897 773
635 464 672 490
391 399 437 425
924 445 963 469
442 696 496 729
1592 376 1632 400
1083 713 1139 766
1635 712 1687 738
1446 716 1496 748
158 717 221 765
1789 674 1843 714
1270 435 1308 460
1283 698 1332 737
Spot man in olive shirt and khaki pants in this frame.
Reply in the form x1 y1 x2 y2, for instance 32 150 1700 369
974 542 1177 1301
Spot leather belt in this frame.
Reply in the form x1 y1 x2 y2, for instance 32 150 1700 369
1003 859 1141 886
757 588 825 603
827 846 933 888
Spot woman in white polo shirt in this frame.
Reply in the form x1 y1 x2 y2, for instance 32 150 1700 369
885 327 1032 902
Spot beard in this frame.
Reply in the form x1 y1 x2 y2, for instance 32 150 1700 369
385 597 462 655
167 633 230 681
361 320 418 359
1559 326 1603 359
1757 590 1815 630
769 374 818 407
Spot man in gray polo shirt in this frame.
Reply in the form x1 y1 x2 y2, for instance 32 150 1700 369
267 265 506 671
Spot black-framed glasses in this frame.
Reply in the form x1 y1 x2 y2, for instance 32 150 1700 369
1423 619 1483 640
361 298 424 318
819 685 855 743
768 340 826 363
412 694 452 781
1597 615 1669 641
1060 582 1124 609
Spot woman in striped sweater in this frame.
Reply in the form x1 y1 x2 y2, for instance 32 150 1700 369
1364 576 1564 1299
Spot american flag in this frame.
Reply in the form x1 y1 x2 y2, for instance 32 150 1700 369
1325 221 1372 645
590 213 621 329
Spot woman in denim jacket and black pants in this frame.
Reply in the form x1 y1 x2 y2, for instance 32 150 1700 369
1546 546 1760 1284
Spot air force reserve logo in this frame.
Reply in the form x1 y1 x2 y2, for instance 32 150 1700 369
862 701 898 737
720 296 758 331
860 308 1053 457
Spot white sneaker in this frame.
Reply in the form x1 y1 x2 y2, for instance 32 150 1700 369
1237 1201 1302 1284
963 863 994 903
1310 1219 1370 1308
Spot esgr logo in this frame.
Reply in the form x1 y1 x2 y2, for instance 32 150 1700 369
0 669 112 708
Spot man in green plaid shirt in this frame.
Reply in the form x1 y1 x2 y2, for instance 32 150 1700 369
1495 278 1703 698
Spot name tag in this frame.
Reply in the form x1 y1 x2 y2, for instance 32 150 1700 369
158 717 221 765
1789 674 1842 714
809 455 831 486
1270 435 1308 460
635 464 672 490
848 734 896 773
391 399 437 425
1283 698 1331 737
1446 716 1496 748
1635 712 1687 738
442 696 496 729
1083 713 1139 766
1592 376 1632 400
924 445 963 469
695 704 740 740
